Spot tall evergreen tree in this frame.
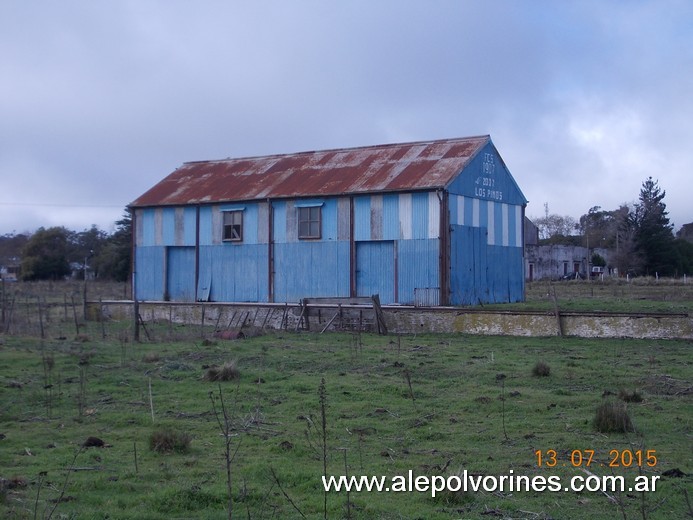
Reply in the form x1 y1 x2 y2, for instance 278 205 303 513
633 177 675 276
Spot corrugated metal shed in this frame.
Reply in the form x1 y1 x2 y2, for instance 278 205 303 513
130 136 490 207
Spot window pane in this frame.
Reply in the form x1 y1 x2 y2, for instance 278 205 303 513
223 211 243 241
298 205 321 238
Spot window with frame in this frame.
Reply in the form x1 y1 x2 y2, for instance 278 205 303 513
298 206 321 239
222 210 243 242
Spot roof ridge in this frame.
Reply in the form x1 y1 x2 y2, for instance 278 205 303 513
183 135 490 165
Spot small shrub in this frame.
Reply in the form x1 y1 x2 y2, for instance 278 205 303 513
532 361 551 377
149 428 192 454
142 352 160 363
593 401 635 433
203 361 240 382
618 389 643 403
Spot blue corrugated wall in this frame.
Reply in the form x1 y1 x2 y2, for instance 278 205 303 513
198 245 268 302
274 241 350 302
134 245 165 301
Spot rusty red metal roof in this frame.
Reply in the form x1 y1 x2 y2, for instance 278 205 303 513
130 135 490 207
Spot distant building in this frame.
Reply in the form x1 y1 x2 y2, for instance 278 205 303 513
129 136 528 305
677 223 693 243
526 245 611 281
0 264 19 282
524 217 539 246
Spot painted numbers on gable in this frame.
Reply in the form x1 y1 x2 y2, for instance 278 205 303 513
475 154 502 200
474 177 503 201
483 153 495 176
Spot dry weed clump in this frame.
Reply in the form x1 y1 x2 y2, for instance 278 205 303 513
149 428 192 454
203 361 240 382
593 401 635 433
142 352 160 363
618 388 643 403
532 361 551 377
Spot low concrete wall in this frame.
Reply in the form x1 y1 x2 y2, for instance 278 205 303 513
92 301 693 339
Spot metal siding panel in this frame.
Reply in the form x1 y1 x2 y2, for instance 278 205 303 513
355 241 395 303
450 224 523 305
515 205 522 247
397 239 439 304
450 225 486 305
370 195 383 240
272 201 286 243
273 242 348 302
337 197 350 241
478 200 488 236
354 196 370 241
184 207 197 246
450 194 459 226
166 246 196 301
428 192 440 239
398 193 412 239
487 201 495 246
212 206 222 245
493 202 505 246
199 206 213 246
134 246 165 300
135 209 144 246
486 245 525 302
494 202 502 246
174 208 185 246
142 209 156 246
203 245 268 302
162 207 175 246
464 196 474 227
322 199 338 240
244 203 259 245
286 201 297 242
502 204 509 247
507 205 517 247
382 193 399 240
472 198 480 227
257 202 269 244
411 192 428 239
154 208 163 246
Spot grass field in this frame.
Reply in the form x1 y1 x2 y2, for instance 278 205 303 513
1 326 691 519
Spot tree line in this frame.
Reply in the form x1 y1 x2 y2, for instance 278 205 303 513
531 177 693 277
0 213 132 282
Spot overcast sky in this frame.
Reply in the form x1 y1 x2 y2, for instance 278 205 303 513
2 1 692 236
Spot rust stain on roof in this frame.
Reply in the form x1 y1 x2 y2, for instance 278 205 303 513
130 135 490 207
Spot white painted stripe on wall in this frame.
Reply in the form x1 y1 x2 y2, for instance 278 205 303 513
457 195 465 225
428 192 440 239
399 193 412 239
502 203 509 246
472 198 480 227
154 208 163 246
371 194 383 240
487 201 495 246
135 209 143 246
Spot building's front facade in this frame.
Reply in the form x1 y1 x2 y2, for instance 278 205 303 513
129 136 528 306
